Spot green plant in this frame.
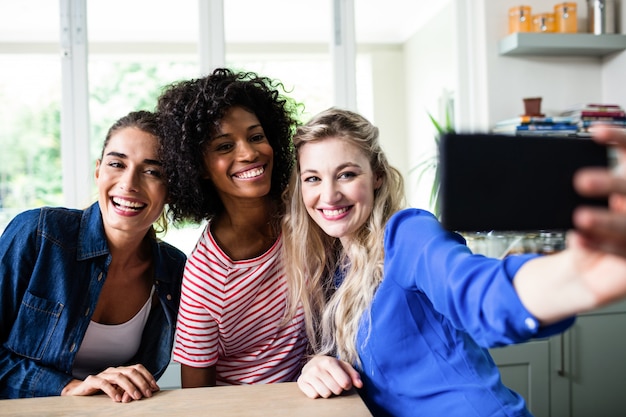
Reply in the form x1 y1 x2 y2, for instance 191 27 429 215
412 106 455 218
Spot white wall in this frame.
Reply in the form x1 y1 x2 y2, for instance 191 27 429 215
368 46 408 179
484 0 609 124
404 1 457 208
602 1 626 101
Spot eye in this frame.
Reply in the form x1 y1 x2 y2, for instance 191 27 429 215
213 141 234 152
250 134 266 143
302 175 320 184
145 168 163 178
107 161 124 169
338 171 357 180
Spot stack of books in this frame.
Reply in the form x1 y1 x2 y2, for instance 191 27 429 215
560 103 626 134
492 115 578 136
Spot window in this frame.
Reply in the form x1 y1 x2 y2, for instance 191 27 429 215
0 0 385 241
0 2 62 232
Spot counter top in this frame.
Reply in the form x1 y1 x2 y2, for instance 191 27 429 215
0 382 372 417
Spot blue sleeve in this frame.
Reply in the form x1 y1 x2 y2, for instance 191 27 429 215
0 210 73 398
383 209 574 348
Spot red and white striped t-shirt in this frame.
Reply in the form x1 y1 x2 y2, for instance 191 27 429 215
172 223 307 384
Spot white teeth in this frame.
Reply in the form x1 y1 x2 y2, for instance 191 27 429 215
322 207 349 216
235 166 264 179
112 197 146 211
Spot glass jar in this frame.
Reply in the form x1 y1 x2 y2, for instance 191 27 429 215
537 231 566 255
532 13 556 32
554 2 578 33
509 6 532 33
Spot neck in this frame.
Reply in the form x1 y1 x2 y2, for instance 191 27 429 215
105 227 152 267
219 197 278 235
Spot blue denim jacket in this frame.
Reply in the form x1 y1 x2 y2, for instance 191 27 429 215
0 203 186 398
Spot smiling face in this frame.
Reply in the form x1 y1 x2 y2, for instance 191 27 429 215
202 106 274 203
299 136 382 247
95 127 167 240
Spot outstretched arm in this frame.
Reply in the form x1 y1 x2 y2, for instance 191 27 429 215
514 126 626 324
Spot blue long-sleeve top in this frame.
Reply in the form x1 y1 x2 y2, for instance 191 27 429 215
351 209 574 416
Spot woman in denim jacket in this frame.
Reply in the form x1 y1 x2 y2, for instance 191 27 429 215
0 111 186 402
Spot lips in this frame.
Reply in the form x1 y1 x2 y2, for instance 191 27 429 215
111 196 147 212
320 206 351 219
233 165 265 180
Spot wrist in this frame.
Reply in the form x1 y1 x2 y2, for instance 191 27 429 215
61 379 80 396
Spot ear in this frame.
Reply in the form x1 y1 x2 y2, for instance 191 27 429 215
374 172 384 190
94 159 102 181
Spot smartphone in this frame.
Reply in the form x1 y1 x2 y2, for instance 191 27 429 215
438 133 609 232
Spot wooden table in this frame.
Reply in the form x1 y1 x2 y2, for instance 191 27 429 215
0 382 372 416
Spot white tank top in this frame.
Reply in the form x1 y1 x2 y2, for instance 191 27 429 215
72 286 154 379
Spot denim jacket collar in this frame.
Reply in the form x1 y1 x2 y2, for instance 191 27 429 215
76 202 109 261
76 202 175 285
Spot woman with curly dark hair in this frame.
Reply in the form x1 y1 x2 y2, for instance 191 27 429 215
156 68 307 388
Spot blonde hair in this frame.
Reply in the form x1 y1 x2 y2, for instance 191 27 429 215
282 108 405 365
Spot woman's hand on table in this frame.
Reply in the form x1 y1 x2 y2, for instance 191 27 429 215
297 355 362 399
61 364 159 402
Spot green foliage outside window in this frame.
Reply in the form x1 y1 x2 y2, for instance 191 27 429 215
0 60 196 217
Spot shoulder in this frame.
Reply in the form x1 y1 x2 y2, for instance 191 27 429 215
3 206 81 237
153 238 187 284
383 208 466 273
4 208 42 230
156 239 187 264
384 208 443 244
40 206 83 228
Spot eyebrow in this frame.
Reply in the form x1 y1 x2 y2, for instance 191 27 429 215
105 151 163 166
300 162 362 174
212 124 264 140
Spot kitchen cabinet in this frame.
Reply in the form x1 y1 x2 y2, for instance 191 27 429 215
490 299 626 417
499 33 626 57
490 339 551 416
550 300 626 417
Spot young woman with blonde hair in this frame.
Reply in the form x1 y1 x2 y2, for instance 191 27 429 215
283 107 626 416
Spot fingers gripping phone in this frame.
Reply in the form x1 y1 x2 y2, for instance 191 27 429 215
438 133 609 232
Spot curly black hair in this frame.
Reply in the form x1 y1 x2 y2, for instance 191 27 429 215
156 68 302 224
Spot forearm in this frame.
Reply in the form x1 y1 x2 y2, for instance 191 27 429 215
181 364 216 388
0 347 73 398
513 250 595 325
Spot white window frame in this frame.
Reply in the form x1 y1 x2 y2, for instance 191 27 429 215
57 0 357 209
59 0 91 208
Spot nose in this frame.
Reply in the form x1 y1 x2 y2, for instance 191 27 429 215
320 179 341 204
236 140 259 161
120 168 139 192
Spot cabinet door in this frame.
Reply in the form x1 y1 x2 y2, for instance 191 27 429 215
490 339 550 417
566 302 626 417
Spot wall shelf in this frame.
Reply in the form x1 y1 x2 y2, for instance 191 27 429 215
499 33 626 56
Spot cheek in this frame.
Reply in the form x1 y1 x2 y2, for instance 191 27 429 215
300 187 315 210
355 183 376 205
202 156 224 180
259 142 274 155
148 181 168 203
